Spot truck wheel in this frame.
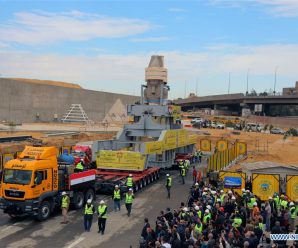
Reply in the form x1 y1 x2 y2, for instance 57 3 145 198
85 188 95 203
37 201 51 221
74 192 84 209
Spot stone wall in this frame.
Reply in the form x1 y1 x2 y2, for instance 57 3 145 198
0 78 138 123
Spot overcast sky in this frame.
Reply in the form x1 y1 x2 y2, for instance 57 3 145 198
1 0 298 98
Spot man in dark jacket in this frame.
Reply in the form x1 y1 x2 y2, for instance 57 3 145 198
141 218 150 240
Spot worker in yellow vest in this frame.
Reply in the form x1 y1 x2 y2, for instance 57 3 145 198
232 213 242 228
181 167 186 184
194 220 203 237
125 188 134 217
165 174 172 199
289 202 296 232
203 209 211 224
84 199 95 232
126 174 134 188
75 159 84 172
113 185 121 212
97 200 108 235
273 193 281 216
61 191 70 224
195 205 202 219
280 196 288 210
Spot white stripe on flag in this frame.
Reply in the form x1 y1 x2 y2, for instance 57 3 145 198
70 175 95 186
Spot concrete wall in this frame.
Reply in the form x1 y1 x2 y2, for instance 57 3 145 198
0 78 138 123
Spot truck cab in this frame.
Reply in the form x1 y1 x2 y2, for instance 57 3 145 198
0 146 59 220
0 146 97 221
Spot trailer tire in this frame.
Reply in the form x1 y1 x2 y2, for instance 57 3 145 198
85 188 95 203
74 192 84 209
134 183 139 192
143 178 147 187
37 201 51 221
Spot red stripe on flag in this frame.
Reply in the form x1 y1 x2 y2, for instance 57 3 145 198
70 169 96 180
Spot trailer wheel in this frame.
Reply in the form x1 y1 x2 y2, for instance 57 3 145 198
37 201 51 221
134 183 139 192
143 178 147 187
150 175 154 182
152 173 156 181
85 188 95 203
74 192 84 209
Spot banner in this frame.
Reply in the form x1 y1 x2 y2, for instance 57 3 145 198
188 134 197 145
162 130 177 150
286 175 298 201
217 140 228 152
144 141 162 154
219 171 246 195
177 129 187 147
200 139 211 152
96 150 146 171
236 142 247 156
252 173 280 201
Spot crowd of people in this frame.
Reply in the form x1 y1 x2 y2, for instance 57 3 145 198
139 162 298 248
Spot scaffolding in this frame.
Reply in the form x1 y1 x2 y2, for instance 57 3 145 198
61 104 89 123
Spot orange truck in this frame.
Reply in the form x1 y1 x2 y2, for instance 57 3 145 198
0 146 96 221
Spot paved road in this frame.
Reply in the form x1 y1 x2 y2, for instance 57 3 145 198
0 164 205 248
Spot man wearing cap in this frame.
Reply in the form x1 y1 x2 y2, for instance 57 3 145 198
84 199 95 232
125 188 134 217
165 174 172 199
113 185 121 212
61 191 70 224
97 200 108 235
126 174 134 188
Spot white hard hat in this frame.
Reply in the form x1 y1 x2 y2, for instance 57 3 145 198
228 190 232 194
211 191 216 195
217 199 221 202
195 206 200 210
166 174 170 177
242 188 245 192
202 192 207 196
289 202 294 206
205 209 210 213
87 199 92 204
220 190 224 193
129 174 132 177
129 188 133 191
207 205 211 210
246 190 250 193
62 191 67 196
100 200 105 204
231 196 236 200
183 207 188 212
195 183 199 186
268 196 273 200
115 185 119 188
253 202 257 206
204 187 208 191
